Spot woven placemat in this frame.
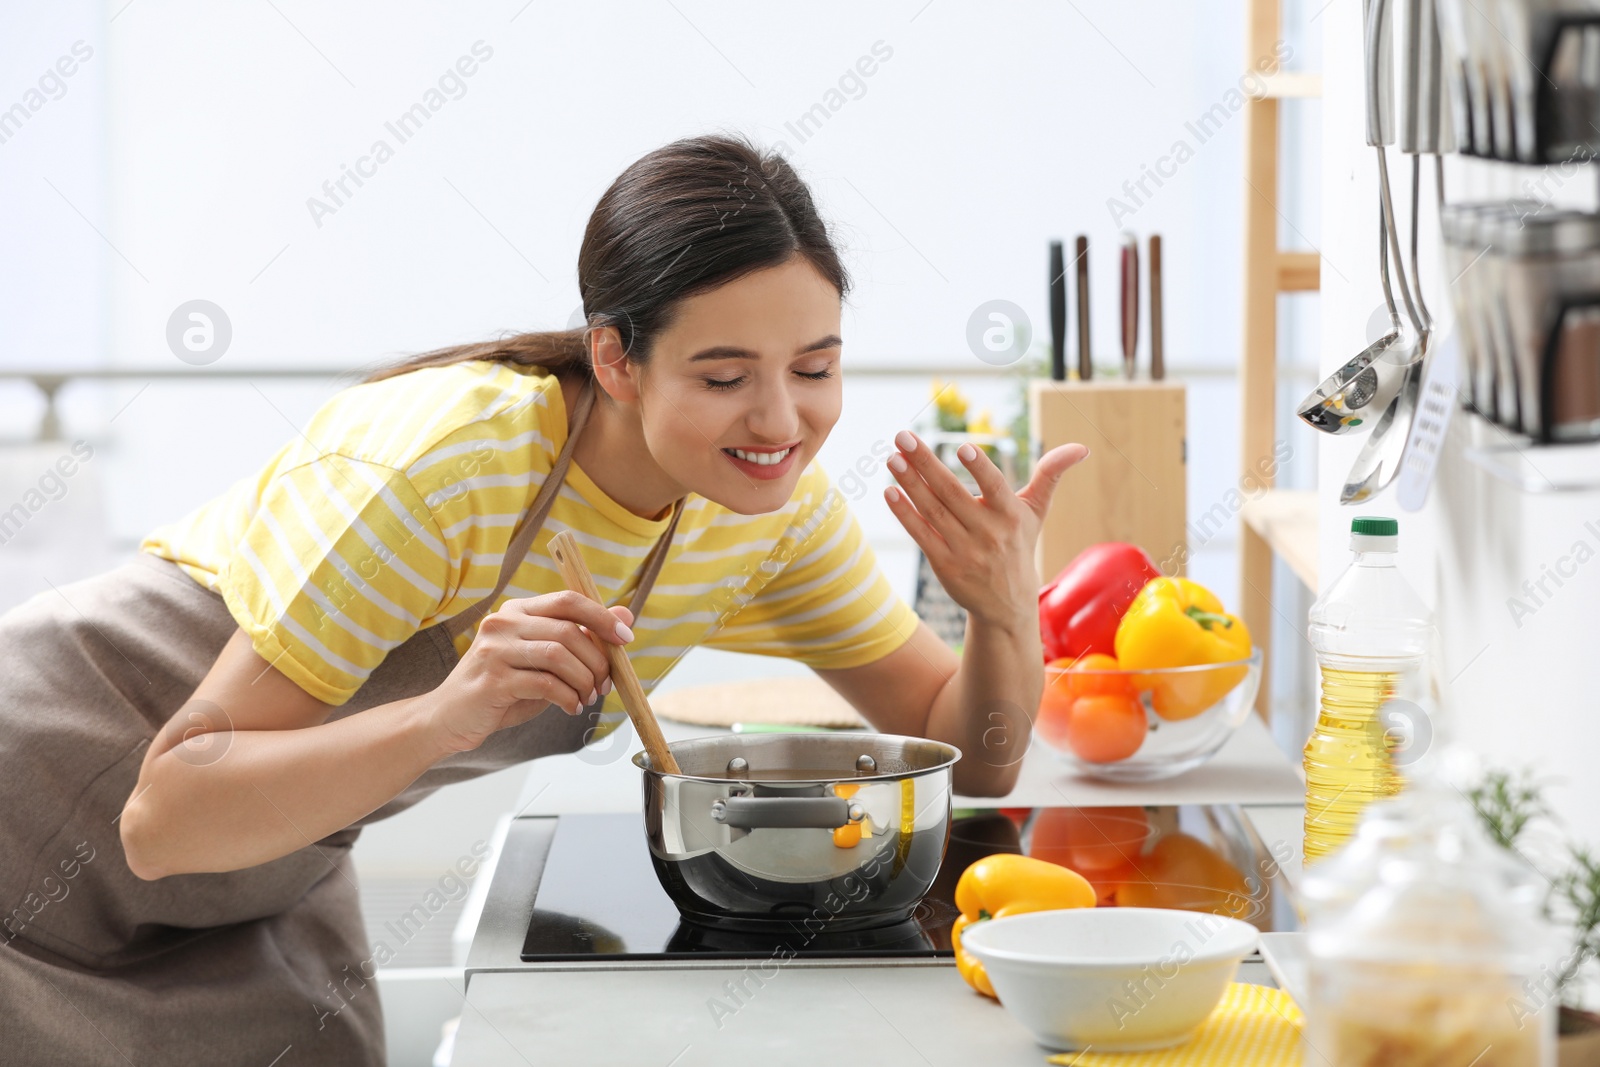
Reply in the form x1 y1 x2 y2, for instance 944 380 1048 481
650 676 869 729
1046 983 1304 1066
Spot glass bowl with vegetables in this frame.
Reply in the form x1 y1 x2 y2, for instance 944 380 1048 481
1034 573 1262 782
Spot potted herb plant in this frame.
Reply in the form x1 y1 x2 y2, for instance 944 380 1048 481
1467 770 1600 1064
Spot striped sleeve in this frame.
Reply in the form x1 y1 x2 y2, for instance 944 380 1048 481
218 453 451 705
702 467 919 670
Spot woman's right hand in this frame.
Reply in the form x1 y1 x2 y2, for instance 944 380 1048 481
430 591 636 754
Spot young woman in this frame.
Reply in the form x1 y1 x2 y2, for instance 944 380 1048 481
0 133 1086 1064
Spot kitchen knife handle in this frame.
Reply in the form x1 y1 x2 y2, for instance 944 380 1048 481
1120 233 1139 380
1075 235 1092 380
1049 240 1067 381
1149 234 1165 381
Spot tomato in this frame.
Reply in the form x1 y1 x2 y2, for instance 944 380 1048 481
1036 671 1077 750
1064 653 1135 700
1065 693 1147 763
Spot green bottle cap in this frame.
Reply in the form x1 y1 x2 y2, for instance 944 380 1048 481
1351 516 1399 536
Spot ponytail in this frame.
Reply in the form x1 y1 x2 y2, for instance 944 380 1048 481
363 327 589 384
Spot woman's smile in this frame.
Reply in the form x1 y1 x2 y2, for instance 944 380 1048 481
720 441 801 479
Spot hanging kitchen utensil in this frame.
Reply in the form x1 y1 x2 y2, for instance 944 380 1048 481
1049 240 1067 381
1404 156 1433 335
1295 205 1414 435
1342 190 1432 503
1075 235 1092 380
1400 0 1445 158
1341 359 1425 504
1399 0 1439 333
1298 0 1420 437
547 529 680 775
1149 234 1165 381
1120 231 1139 379
1397 333 1461 510
1377 0 1430 346
1342 0 1436 503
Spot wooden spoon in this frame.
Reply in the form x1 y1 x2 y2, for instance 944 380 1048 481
546 530 681 775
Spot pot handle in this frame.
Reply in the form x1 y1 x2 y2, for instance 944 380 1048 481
709 795 865 829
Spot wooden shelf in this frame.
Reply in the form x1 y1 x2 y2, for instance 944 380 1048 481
1276 251 1321 292
1240 489 1318 591
1241 0 1321 719
1257 72 1323 99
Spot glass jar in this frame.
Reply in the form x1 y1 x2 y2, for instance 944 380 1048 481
1494 208 1600 443
1302 781 1560 1066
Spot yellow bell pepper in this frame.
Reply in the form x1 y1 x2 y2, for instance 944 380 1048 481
1114 577 1252 720
950 854 1096 998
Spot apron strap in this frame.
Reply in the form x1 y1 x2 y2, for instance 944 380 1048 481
442 376 684 640
623 494 685 618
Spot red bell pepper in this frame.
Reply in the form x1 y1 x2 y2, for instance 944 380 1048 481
1038 542 1161 663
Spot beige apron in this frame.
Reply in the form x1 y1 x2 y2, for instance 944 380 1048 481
0 376 684 1066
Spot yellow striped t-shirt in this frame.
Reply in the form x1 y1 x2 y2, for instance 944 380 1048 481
140 361 918 725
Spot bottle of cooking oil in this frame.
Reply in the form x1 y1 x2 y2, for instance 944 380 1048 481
1302 516 1432 863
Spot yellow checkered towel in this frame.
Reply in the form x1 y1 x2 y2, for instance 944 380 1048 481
1046 983 1303 1067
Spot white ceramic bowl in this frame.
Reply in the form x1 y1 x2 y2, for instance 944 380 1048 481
957 907 1259 1052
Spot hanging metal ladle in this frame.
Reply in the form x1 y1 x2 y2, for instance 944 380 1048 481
1297 0 1428 438
1342 0 1441 504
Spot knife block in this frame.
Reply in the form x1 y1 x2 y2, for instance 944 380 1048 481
1027 379 1188 581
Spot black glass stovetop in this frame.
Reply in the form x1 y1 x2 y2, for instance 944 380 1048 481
519 804 1292 964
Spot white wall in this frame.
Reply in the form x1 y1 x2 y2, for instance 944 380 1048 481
1319 0 1600 844
0 0 1319 616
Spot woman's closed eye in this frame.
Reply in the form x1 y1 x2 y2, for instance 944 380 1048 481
702 367 835 391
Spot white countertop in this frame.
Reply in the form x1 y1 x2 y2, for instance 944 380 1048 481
450 959 1279 1066
446 717 1307 1065
507 711 1305 817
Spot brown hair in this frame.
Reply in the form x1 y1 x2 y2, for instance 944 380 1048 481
364 132 851 384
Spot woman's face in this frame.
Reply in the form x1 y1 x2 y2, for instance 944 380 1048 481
632 255 844 515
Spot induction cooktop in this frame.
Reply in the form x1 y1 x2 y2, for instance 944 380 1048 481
518 804 1294 964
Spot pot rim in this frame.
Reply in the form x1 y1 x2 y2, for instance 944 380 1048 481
630 730 962 785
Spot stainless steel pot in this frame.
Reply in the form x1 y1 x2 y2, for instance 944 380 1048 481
633 732 960 932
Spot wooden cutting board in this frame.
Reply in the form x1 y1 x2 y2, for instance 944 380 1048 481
650 676 869 729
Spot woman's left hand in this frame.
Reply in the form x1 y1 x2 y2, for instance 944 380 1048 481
883 430 1089 634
